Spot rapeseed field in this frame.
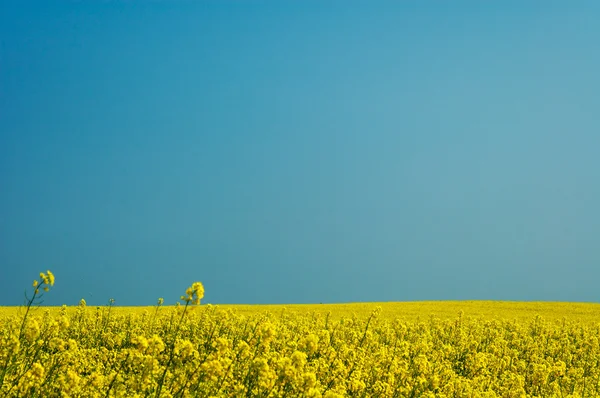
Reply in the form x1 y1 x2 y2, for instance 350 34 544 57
1 270 599 397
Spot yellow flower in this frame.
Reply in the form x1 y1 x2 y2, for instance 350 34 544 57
33 280 38 287
24 319 41 342
132 335 149 351
148 334 165 354
181 281 205 305
46 270 55 286
192 282 204 300
30 362 45 379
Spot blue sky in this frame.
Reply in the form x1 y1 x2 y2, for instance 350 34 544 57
1 1 599 306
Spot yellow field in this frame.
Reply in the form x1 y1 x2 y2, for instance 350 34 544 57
216 300 600 324
4 300 600 324
2 273 600 397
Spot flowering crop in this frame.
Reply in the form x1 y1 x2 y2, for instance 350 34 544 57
1 271 600 397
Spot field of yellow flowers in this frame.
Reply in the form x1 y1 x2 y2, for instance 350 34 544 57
1 271 600 397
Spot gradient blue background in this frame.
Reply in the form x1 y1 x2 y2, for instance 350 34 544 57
1 1 599 306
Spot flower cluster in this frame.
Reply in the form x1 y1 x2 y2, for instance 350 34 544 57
180 281 204 305
32 270 55 294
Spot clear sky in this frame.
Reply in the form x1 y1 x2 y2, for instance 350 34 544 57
1 1 599 306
